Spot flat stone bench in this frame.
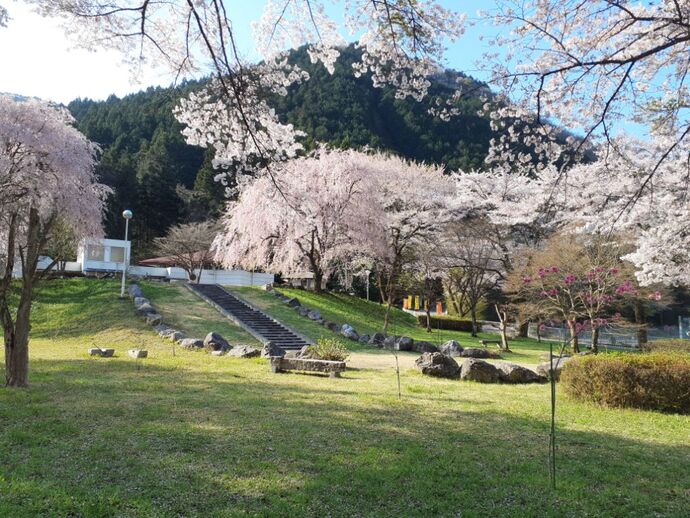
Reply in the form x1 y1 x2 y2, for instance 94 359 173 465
269 357 346 378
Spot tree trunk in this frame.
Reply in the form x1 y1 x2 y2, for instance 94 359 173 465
494 305 510 351
591 326 599 354
4 267 34 388
518 320 529 338
634 300 648 347
382 298 393 335
567 320 580 353
4 310 30 387
470 304 478 337
313 270 324 294
425 303 432 333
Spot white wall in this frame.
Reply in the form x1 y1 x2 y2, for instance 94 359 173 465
127 265 274 286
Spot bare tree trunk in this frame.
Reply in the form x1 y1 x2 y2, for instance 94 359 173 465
634 300 648 347
518 320 529 338
567 320 580 353
470 304 478 337
383 298 393 335
313 269 324 294
495 305 510 351
4 296 31 387
591 327 599 354
425 305 432 333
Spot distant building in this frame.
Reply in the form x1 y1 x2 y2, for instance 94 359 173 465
283 272 327 291
77 238 131 273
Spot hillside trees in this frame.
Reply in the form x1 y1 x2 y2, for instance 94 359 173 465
0 96 107 387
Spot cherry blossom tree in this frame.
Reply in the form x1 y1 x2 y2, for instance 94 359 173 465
484 1 689 172
558 136 690 287
0 95 108 387
213 149 364 292
350 152 457 334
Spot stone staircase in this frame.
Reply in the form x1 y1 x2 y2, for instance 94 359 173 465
188 284 312 351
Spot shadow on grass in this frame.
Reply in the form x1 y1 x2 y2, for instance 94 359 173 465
1 357 689 517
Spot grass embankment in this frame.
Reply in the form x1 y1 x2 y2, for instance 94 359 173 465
1 278 688 517
141 281 260 346
232 286 550 366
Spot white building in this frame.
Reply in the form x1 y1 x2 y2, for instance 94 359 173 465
77 238 131 273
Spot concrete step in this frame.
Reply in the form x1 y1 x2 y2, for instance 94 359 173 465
188 284 314 349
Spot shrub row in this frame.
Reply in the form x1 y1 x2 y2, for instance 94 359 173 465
561 352 690 414
642 339 690 354
417 315 479 332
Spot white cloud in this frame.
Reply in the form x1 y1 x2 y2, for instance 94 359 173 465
0 4 170 104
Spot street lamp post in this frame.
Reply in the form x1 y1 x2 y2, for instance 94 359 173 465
364 269 371 301
120 209 133 298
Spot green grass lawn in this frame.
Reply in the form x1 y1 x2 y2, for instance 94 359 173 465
232 286 551 366
1 278 689 517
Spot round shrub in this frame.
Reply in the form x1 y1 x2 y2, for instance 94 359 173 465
561 353 690 414
305 338 350 361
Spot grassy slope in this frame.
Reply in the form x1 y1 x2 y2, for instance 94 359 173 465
140 281 260 346
0 279 688 517
232 286 550 366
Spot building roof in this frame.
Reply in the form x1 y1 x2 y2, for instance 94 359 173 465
138 251 215 268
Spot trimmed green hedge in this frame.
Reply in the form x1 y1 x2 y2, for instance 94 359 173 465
417 315 479 332
561 353 690 414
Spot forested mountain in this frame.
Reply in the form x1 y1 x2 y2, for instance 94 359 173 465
68 45 495 256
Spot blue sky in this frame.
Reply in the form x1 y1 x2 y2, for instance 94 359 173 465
0 1 499 104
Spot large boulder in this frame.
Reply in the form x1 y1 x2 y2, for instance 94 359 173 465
359 334 371 344
325 321 341 333
298 307 310 317
204 332 231 352
460 359 500 383
227 345 261 358
160 329 184 342
307 309 322 321
460 347 501 359
382 336 398 349
440 340 463 357
536 357 572 381
395 336 414 351
137 303 157 316
128 284 144 299
415 352 461 378
369 333 386 347
133 297 150 308
153 324 171 334
145 313 163 326
286 298 301 308
262 341 286 358
495 362 543 384
414 341 438 353
179 338 204 350
340 324 359 341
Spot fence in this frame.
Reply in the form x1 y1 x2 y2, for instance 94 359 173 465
527 322 688 350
